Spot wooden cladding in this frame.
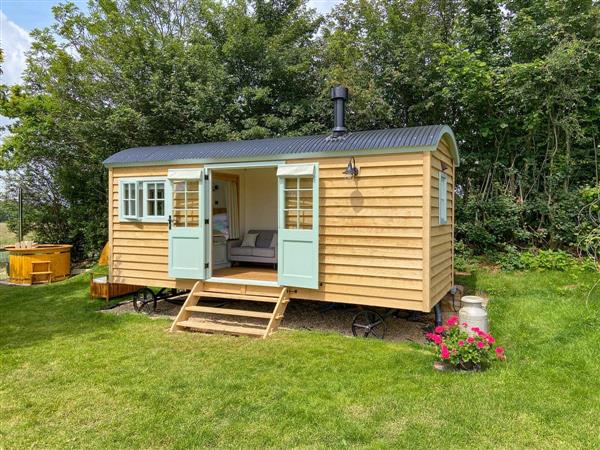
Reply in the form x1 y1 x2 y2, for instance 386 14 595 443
109 148 455 312
429 139 455 306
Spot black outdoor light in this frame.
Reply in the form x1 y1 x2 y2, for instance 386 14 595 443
441 161 449 172
343 157 359 179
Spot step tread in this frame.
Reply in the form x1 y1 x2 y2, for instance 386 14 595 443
194 291 279 303
31 271 52 275
185 306 273 319
177 319 266 337
32 261 51 264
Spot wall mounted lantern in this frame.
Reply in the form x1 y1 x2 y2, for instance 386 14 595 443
440 161 449 172
343 157 359 179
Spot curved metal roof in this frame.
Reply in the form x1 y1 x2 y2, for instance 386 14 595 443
103 124 459 166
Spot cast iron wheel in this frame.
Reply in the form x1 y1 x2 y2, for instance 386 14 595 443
351 309 387 339
133 288 157 314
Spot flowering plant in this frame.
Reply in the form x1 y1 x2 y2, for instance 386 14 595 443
426 316 506 369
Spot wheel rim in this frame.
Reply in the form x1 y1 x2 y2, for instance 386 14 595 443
351 310 386 339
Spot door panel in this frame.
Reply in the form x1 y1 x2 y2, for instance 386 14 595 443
168 175 206 279
277 164 319 289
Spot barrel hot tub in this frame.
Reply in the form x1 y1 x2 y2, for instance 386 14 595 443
4 244 72 285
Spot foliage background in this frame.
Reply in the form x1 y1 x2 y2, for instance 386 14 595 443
1 0 598 261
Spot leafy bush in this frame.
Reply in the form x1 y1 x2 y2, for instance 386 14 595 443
454 240 476 272
519 249 597 272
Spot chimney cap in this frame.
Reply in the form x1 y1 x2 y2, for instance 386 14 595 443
330 85 348 100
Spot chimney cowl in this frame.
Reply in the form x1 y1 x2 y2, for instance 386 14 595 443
330 85 348 137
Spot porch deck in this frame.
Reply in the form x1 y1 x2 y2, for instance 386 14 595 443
213 266 277 283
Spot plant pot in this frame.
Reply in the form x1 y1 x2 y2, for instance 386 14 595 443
433 360 451 372
457 360 482 372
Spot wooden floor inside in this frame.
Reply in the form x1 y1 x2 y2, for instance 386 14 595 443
212 266 278 282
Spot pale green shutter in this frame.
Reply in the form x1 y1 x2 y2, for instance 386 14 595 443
277 164 319 289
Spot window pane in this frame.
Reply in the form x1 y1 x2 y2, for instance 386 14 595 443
298 210 313 229
156 183 164 199
299 177 312 189
298 190 312 208
156 200 164 216
148 183 156 200
172 209 186 227
284 178 297 189
148 200 155 216
285 190 298 209
129 199 136 216
187 210 199 227
284 210 298 229
123 199 129 216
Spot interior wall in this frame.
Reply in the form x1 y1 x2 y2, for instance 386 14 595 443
241 167 278 233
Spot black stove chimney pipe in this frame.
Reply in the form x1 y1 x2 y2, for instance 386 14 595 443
330 85 348 137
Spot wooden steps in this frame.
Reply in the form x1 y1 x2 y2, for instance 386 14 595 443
30 261 52 284
170 281 289 338
177 320 266 337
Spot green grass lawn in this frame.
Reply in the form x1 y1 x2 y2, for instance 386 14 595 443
1 269 599 448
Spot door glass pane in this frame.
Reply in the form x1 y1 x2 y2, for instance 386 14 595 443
299 177 312 189
283 176 313 230
285 190 298 209
171 179 201 228
298 210 313 229
284 210 298 229
285 178 298 189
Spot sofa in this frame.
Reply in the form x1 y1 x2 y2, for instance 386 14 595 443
227 230 277 265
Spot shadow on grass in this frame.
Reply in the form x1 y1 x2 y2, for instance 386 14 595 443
0 273 126 351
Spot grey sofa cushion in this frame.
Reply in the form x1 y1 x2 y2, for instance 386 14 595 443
249 230 276 249
230 246 254 257
252 247 275 258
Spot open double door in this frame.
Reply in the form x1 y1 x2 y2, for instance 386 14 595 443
166 164 319 289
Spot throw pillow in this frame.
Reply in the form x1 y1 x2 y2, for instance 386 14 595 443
269 233 277 248
241 233 258 247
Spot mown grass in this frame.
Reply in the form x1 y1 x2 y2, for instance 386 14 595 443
1 268 599 448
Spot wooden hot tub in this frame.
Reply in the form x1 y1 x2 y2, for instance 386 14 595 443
4 244 72 285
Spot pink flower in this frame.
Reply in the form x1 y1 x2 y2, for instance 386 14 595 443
446 316 459 326
471 327 480 333
495 347 506 360
458 340 465 347
477 330 487 338
467 336 475 344
426 332 442 345
440 345 450 360
486 335 495 344
462 322 468 327
434 325 445 334
477 341 486 349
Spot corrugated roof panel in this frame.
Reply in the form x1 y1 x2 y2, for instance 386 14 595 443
103 125 458 166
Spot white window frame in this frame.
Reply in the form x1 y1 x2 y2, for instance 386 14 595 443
438 171 448 225
144 181 167 219
119 178 169 222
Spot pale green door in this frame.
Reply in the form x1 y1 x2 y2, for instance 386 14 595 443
168 171 206 279
277 164 319 289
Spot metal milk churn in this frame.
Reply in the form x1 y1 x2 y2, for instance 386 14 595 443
458 296 488 334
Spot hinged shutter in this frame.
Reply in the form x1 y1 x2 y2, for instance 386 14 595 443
277 163 319 289
167 169 207 279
